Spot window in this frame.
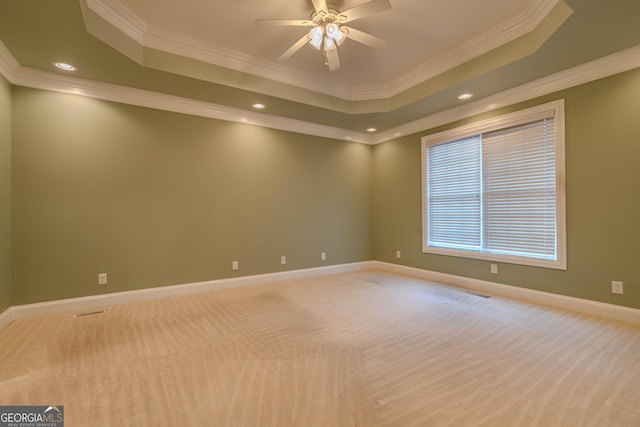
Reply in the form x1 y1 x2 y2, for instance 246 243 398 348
422 100 566 269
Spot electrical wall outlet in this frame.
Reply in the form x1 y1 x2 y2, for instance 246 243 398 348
98 273 108 285
281 256 287 265
321 252 326 261
491 264 498 274
396 250 401 259
612 281 624 295
232 261 239 271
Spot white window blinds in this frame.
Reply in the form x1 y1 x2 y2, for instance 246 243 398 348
427 136 481 250
423 101 565 269
482 118 557 259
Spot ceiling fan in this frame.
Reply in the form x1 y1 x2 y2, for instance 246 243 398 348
256 0 391 71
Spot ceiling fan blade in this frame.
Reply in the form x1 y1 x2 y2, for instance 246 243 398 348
343 27 387 49
256 19 313 26
278 33 311 62
325 48 340 71
312 0 329 13
338 0 391 23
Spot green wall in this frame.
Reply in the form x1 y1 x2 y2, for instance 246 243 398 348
5 67 640 310
372 68 640 309
0 75 11 312
11 87 371 305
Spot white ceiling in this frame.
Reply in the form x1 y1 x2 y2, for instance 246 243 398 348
91 0 557 99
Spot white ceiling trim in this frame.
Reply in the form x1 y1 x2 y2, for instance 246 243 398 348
143 27 354 100
1 41 639 146
86 0 147 44
0 40 19 79
84 0 354 100
0 41 371 144
371 44 640 143
85 0 560 102
351 0 562 100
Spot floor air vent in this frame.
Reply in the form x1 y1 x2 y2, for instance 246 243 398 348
465 291 492 298
74 310 106 317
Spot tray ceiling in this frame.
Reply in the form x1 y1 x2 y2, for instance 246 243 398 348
1 0 639 142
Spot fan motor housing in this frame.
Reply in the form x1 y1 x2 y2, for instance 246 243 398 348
311 9 346 26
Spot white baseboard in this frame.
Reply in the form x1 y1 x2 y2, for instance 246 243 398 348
2 260 638 331
0 305 12 331
372 261 640 326
0 261 374 330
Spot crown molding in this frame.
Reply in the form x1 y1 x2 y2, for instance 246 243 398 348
86 0 147 44
143 27 354 100
371 44 640 143
351 0 562 100
0 42 372 144
2 41 639 145
84 0 561 102
85 0 353 100
0 41 18 80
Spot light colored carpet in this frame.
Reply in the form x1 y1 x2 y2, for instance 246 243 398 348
0 270 639 426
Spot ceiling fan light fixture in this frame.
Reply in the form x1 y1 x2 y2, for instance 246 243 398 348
326 23 346 46
309 26 324 49
258 0 391 70
326 23 338 37
324 37 337 51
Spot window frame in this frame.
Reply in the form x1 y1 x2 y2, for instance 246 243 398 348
421 100 567 270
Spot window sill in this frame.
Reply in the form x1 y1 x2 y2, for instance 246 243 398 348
423 246 567 270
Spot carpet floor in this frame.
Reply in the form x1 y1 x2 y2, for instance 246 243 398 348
1 270 639 426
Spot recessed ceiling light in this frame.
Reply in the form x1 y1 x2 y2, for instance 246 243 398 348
53 62 76 71
252 103 266 109
366 128 377 133
458 93 473 100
